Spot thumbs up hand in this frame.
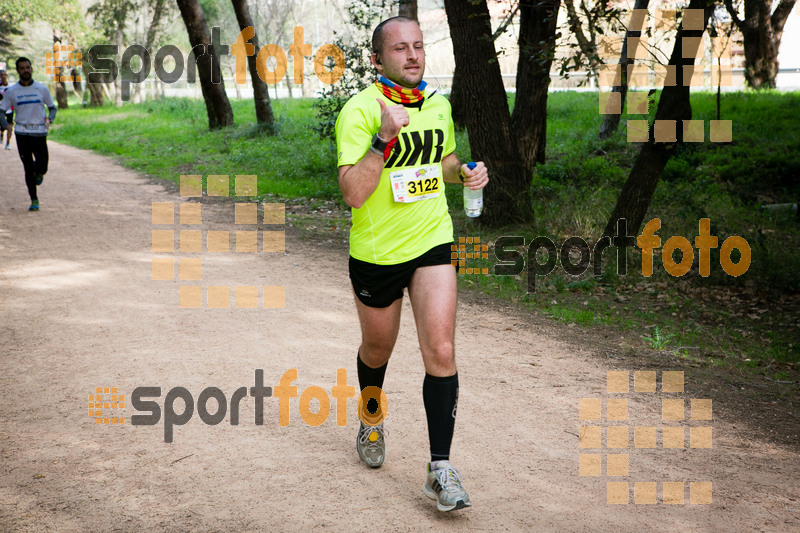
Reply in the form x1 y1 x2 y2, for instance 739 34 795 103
376 98 409 141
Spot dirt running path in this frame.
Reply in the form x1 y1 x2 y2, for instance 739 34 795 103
0 141 798 532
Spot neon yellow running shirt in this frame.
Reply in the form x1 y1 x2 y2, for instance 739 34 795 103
335 84 456 265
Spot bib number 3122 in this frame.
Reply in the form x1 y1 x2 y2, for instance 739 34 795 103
389 165 441 203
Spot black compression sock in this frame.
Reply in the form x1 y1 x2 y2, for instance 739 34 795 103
423 372 459 462
357 352 387 418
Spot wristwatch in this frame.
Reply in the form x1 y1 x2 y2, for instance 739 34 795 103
370 133 389 156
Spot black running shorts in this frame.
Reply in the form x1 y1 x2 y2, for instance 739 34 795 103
349 242 455 308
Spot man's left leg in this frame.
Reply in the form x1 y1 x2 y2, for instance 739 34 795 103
408 263 471 511
32 135 48 185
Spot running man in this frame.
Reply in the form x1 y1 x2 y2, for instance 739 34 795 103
335 16 488 512
0 57 57 211
0 69 12 150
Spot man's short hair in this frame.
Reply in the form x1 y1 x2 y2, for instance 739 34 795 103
16 57 31 69
372 16 419 55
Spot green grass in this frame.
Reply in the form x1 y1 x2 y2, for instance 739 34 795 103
50 91 800 374
51 97 342 199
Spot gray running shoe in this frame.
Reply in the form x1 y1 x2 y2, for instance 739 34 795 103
423 460 472 511
356 422 386 468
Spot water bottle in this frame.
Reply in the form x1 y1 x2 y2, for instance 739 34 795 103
462 161 482 217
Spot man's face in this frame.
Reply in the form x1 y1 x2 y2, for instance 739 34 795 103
0 71 7 85
16 61 32 82
373 21 425 88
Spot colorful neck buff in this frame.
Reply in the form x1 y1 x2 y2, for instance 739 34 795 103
375 75 427 105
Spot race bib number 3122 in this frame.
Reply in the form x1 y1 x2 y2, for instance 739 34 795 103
389 165 441 203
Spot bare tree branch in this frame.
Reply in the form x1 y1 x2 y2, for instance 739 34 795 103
723 0 745 30
771 0 797 33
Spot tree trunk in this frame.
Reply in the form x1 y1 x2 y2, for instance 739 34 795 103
398 0 418 20
114 28 123 107
443 0 533 226
725 0 796 89
510 0 561 171
603 0 714 237
176 0 234 129
599 0 650 138
230 0 275 125
88 80 105 107
448 60 466 128
52 32 68 109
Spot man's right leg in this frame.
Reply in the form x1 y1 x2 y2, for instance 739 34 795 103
353 293 402 467
15 134 38 205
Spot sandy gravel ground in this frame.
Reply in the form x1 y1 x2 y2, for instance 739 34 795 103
1 141 798 532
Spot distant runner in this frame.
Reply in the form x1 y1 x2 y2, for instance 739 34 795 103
0 57 57 211
0 69 12 150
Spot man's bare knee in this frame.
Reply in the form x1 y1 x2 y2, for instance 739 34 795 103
360 340 394 367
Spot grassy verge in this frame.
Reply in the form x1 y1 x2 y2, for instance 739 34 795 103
49 91 800 380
